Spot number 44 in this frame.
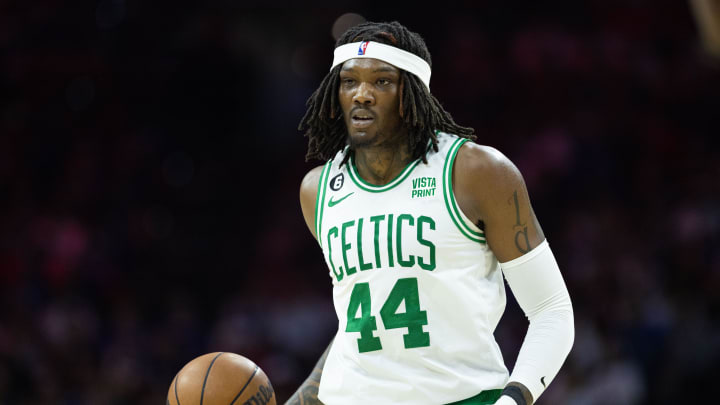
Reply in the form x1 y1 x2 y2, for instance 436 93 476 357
345 277 430 353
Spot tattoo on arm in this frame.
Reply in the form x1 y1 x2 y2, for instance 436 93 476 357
510 190 531 254
285 372 321 405
284 346 330 405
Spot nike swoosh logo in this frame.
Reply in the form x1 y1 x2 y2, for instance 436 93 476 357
328 192 354 207
541 376 546 387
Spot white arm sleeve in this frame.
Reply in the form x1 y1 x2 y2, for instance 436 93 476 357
499 240 574 403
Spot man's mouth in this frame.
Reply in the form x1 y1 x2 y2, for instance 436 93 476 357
351 110 375 128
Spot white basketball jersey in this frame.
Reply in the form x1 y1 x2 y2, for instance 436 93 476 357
315 132 509 405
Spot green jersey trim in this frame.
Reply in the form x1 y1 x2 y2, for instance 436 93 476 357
346 140 434 193
442 138 487 244
444 389 502 405
347 153 422 193
315 161 332 247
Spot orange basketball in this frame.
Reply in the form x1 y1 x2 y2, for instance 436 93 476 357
167 352 276 405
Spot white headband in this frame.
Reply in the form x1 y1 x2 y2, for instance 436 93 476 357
330 41 431 90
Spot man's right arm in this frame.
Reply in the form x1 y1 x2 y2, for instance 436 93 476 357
284 342 331 405
299 165 325 241
285 165 329 405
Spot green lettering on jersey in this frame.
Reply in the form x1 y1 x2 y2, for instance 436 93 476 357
356 218 373 271
329 214 436 280
341 220 356 275
370 215 385 268
396 214 416 268
380 277 430 349
346 282 382 353
417 216 436 271
411 177 437 199
387 214 394 267
327 227 342 281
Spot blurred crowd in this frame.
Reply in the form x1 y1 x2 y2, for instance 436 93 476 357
1 1 719 404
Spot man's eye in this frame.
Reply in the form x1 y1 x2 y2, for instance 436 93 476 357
342 78 355 85
377 79 390 85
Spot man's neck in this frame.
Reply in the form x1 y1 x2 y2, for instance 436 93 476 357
352 143 413 186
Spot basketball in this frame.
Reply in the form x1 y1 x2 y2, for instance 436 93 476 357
167 352 276 405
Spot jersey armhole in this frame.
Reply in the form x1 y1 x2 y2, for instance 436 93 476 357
314 161 332 247
442 138 487 244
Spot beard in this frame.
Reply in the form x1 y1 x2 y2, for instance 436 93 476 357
346 124 406 150
347 131 378 149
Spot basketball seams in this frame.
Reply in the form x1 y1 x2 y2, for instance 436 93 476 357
169 353 272 405
229 365 259 405
200 352 225 405
174 372 181 405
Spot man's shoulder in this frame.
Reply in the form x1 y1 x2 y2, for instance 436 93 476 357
455 142 520 181
299 164 328 240
300 164 327 196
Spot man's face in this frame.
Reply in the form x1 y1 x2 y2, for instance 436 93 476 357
338 58 405 148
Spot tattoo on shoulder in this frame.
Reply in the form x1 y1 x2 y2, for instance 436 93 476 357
509 190 531 254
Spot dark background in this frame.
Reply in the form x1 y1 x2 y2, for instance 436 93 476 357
1 1 719 404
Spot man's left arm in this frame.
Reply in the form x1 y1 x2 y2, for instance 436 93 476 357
453 143 574 404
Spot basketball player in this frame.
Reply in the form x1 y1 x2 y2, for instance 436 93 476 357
288 21 574 405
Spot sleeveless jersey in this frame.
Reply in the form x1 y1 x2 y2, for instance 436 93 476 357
315 132 509 405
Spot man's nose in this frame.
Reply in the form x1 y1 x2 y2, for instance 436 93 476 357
352 82 375 105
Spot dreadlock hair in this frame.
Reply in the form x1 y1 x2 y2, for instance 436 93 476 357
299 20 475 165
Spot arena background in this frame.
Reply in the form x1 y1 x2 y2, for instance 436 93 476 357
1 1 719 404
